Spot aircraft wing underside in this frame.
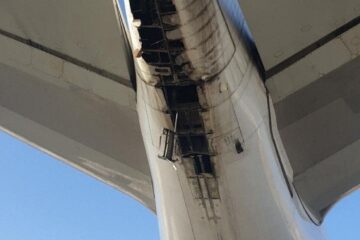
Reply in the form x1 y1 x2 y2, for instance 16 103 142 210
0 0 155 211
238 0 360 219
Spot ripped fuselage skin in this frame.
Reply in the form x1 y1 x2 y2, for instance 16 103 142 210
125 0 326 239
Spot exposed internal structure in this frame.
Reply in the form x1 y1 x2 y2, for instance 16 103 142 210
128 0 236 218
130 0 222 176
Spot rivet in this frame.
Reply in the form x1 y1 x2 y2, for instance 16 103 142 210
219 82 228 93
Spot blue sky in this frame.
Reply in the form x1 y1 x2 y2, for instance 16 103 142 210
0 129 359 240
324 188 360 239
0 130 159 240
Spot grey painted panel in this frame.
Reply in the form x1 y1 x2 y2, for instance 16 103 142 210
275 57 360 175
0 63 154 210
273 57 360 219
294 139 360 220
0 0 131 82
0 63 148 174
238 0 360 70
275 56 360 129
280 99 360 176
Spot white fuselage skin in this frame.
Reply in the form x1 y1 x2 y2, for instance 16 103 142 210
126 0 326 239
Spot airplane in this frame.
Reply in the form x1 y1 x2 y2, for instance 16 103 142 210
0 0 359 239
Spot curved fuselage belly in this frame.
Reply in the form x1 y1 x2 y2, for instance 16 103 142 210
126 0 326 239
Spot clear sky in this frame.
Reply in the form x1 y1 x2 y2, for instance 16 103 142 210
0 130 159 240
323 188 360 239
0 129 359 240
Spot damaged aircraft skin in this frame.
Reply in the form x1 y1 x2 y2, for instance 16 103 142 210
1 0 360 239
